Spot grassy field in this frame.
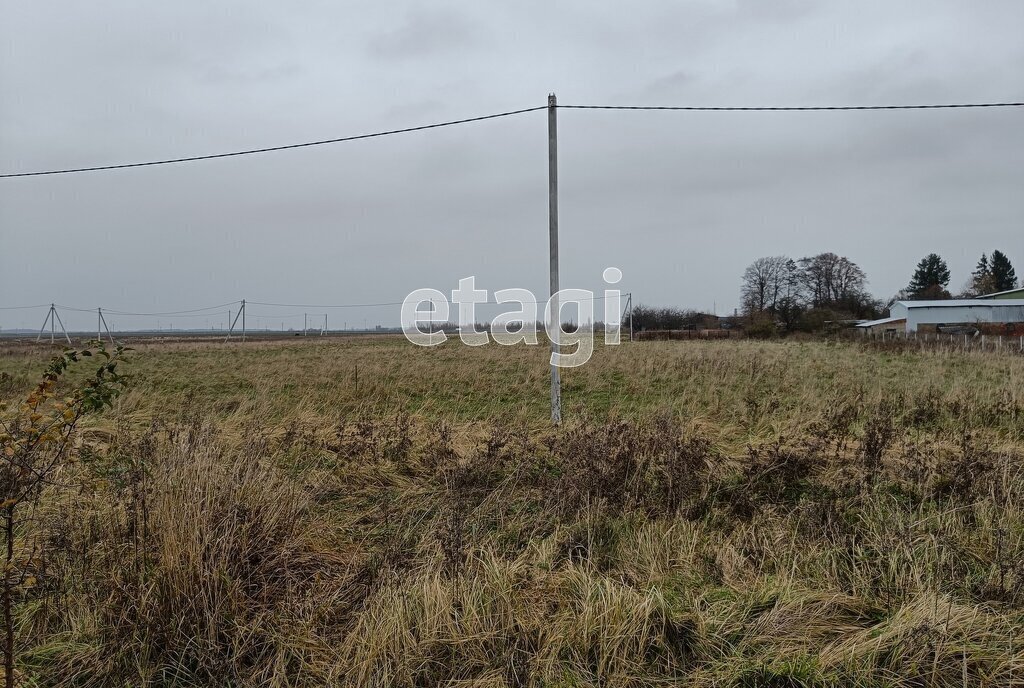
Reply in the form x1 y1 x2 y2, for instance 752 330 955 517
2 336 1024 686
3 335 1022 449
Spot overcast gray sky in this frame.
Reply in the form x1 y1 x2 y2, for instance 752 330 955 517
2 0 1022 331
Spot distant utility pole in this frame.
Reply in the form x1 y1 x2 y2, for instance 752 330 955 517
548 92 561 425
36 303 71 345
621 293 634 342
622 292 630 341
225 300 246 341
96 307 114 344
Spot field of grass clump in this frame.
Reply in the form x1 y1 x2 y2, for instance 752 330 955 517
2 336 1024 686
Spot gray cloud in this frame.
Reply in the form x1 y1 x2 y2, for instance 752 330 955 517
640 70 698 99
1 0 1022 331
367 8 477 59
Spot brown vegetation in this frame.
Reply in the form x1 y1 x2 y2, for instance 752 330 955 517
1 337 1023 686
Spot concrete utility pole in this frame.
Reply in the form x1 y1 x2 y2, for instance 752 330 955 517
622 294 630 341
622 293 634 342
225 301 246 342
98 307 115 344
37 304 71 345
548 93 561 425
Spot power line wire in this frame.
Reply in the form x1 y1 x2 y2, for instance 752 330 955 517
248 300 406 309
99 312 229 320
1 295 619 319
100 301 240 316
49 301 239 315
251 294 616 308
0 106 547 178
559 102 1024 111
2 100 1020 179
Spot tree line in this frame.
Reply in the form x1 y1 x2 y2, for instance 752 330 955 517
902 250 1017 300
739 250 1018 333
740 253 881 332
627 306 720 332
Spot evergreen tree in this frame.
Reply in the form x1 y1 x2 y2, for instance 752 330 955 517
976 253 989 272
990 250 1018 292
969 253 995 295
907 253 951 299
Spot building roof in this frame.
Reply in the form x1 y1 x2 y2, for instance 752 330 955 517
894 299 1024 308
974 287 1024 299
856 316 906 328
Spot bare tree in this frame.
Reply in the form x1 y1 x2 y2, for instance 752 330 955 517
740 256 799 316
798 253 868 309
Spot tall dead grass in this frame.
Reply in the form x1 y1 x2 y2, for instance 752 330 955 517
2 337 1022 452
2 338 1023 685
11 409 1023 686
21 424 355 686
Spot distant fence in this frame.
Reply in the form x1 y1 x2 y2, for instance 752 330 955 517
630 326 1024 355
856 329 1024 355
634 329 739 341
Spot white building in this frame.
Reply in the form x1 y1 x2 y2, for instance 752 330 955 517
858 299 1024 333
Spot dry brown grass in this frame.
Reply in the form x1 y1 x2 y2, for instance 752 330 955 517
2 335 1022 450
2 336 1023 685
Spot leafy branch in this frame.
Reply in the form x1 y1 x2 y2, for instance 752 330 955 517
0 344 130 688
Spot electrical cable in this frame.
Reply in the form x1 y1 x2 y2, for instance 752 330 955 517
0 106 547 178
50 301 239 316
3 295 618 317
250 294 617 308
100 301 240 316
558 102 1024 111
3 100 1020 178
